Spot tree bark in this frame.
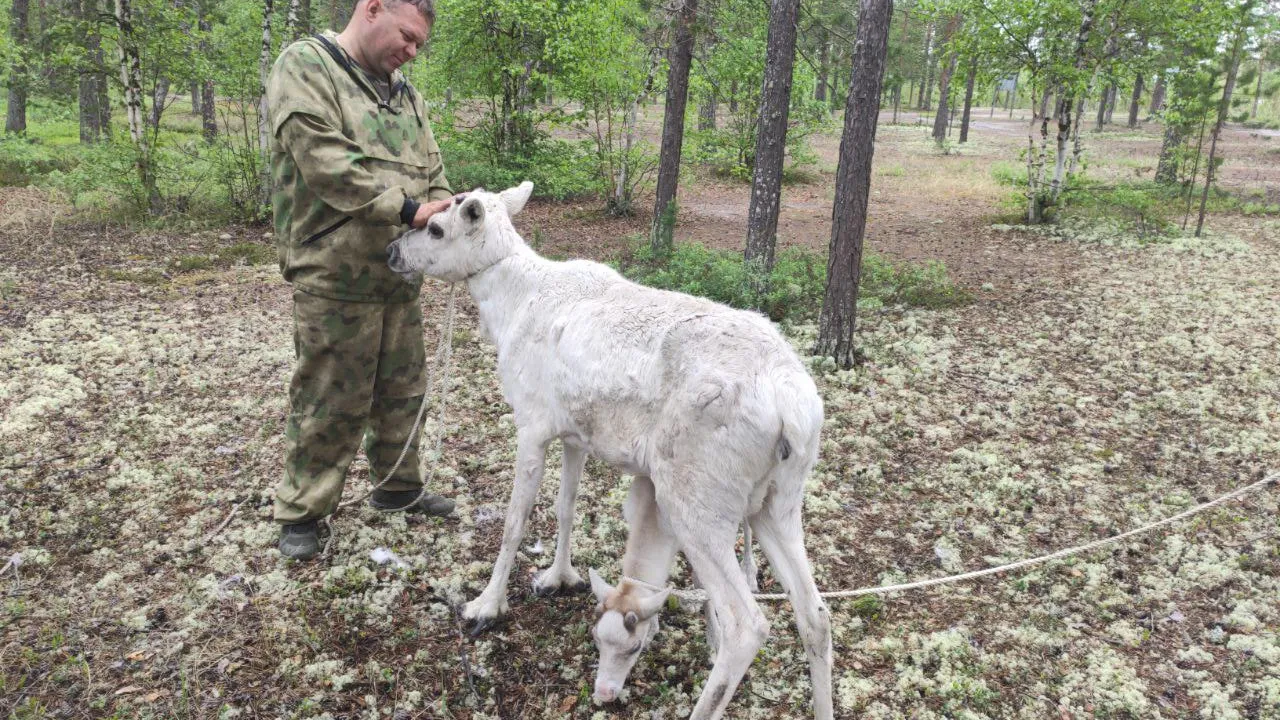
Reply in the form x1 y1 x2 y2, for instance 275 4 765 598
1252 58 1264 118
77 0 103 143
815 0 893 368
698 87 716 131
6 0 30 134
199 2 216 141
649 0 697 255
1103 82 1116 125
259 0 275 208
151 77 171 130
1046 0 1099 212
1155 121 1185 184
916 23 932 109
116 0 160 212
815 29 829 103
1149 72 1166 116
930 14 962 143
287 0 303 39
1196 28 1245 237
1127 74 1143 127
1095 84 1108 130
743 0 801 273
959 55 976 142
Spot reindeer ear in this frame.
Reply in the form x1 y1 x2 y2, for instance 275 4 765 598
589 567 614 604
634 588 670 621
500 181 533 216
460 196 485 226
623 611 638 633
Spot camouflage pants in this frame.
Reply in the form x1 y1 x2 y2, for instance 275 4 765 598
274 289 428 524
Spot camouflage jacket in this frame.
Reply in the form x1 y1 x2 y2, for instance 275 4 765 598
268 30 452 303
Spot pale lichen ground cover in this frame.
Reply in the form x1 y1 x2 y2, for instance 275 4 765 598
2 212 1279 719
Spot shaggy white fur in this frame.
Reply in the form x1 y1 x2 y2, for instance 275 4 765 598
389 182 833 720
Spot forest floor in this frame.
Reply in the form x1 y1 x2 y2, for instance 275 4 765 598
2 107 1280 719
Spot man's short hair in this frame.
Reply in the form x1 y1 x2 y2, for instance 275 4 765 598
362 0 435 21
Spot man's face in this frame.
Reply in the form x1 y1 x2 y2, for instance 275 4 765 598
363 0 430 75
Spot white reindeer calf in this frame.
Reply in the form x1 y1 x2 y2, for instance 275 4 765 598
388 182 833 720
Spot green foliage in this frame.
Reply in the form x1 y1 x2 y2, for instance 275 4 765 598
547 0 657 214
687 0 830 182
435 122 600 200
1061 181 1178 241
620 240 969 322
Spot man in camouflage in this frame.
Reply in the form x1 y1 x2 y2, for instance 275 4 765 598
267 0 457 560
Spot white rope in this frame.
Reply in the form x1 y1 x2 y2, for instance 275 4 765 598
628 472 1278 607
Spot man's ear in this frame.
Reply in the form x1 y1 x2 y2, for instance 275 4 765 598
459 196 486 228
500 181 534 217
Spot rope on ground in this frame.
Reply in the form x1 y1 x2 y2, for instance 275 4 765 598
628 472 1278 609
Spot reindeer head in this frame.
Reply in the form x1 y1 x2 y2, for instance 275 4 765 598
588 568 670 704
387 181 533 282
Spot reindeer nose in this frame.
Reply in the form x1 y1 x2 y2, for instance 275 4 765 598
387 242 402 270
593 680 619 703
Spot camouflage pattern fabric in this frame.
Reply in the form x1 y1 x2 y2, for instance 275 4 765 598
267 30 452 304
274 289 428 524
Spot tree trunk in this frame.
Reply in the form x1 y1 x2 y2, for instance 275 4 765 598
916 23 932 109
1127 74 1144 127
1103 82 1116 125
959 55 976 142
698 87 716 131
743 0 801 274
1156 121 1185 184
930 14 961 143
1196 28 1245 237
199 3 216 141
151 77 170 130
300 0 310 34
649 0 697 255
1149 72 1166 116
116 0 160 212
259 0 275 208
287 0 303 39
815 29 829 103
1095 84 1108 130
191 82 201 115
1047 0 1099 209
815 0 893 368
922 36 936 111
6 0 30 134
1252 59 1264 118
77 0 103 143
329 0 345 31
729 79 738 113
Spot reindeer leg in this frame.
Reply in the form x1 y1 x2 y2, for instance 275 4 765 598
463 431 549 634
534 443 588 596
750 508 834 720
669 515 767 720
740 522 759 593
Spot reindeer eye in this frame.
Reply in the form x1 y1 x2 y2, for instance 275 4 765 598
428 223 444 239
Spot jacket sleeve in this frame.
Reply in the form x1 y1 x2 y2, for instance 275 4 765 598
268 43 409 227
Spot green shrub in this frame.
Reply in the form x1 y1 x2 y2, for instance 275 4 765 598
991 161 1025 187
437 128 601 200
0 137 77 186
619 240 968 322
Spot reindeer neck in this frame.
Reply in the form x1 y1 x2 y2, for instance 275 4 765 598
465 236 545 346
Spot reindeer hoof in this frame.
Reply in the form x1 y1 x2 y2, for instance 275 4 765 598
533 567 589 597
467 615 506 636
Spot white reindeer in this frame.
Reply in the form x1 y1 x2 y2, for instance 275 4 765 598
388 182 833 720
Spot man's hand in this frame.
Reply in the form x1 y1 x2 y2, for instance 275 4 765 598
411 198 453 229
